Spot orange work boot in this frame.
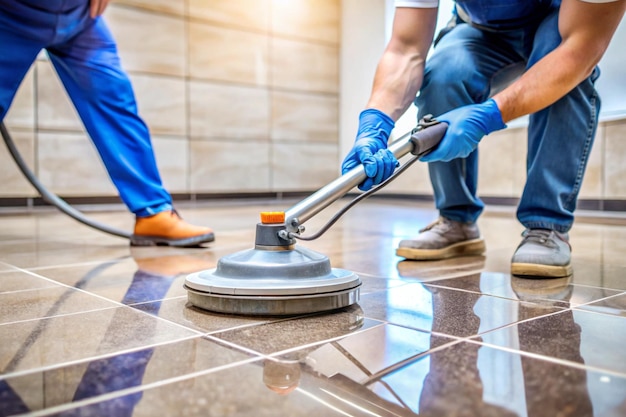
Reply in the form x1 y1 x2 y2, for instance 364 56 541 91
131 210 215 247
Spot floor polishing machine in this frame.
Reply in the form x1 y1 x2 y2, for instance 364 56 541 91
184 116 448 316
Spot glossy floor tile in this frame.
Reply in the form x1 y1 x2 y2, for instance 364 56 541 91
1 197 626 416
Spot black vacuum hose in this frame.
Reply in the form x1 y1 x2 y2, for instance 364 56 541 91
0 121 131 239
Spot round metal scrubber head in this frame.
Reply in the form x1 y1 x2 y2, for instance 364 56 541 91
184 245 360 316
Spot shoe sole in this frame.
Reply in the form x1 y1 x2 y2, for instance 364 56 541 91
130 232 215 248
396 238 486 261
511 262 572 278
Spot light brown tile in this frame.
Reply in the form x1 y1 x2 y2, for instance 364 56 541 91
3 66 35 130
112 0 184 15
377 152 434 195
0 306 197 375
189 22 269 86
0 129 37 197
105 5 185 76
36 61 83 131
0 239 131 269
33 248 217 304
1 337 252 414
271 142 338 190
478 128 518 197
187 0 270 32
604 119 626 198
151 136 188 193
579 124 604 198
271 0 340 44
0 286 118 325
511 126 529 196
189 139 271 191
0 270 59 293
37 131 118 196
188 81 270 140
271 91 338 143
129 74 187 136
270 38 339 94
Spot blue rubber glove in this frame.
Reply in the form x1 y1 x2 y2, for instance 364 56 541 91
420 98 506 162
341 109 399 191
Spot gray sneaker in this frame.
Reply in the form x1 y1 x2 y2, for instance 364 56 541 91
396 217 486 260
510 229 572 278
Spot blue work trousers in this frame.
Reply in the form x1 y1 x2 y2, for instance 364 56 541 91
0 0 172 217
416 5 600 233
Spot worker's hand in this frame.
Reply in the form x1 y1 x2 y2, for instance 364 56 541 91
90 0 111 18
341 109 399 191
420 98 506 162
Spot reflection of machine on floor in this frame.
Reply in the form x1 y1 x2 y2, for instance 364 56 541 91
185 117 448 316
0 122 130 239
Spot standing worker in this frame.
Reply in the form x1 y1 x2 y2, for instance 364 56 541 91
0 0 215 247
342 0 625 277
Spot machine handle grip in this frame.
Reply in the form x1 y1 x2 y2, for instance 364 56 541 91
409 121 448 157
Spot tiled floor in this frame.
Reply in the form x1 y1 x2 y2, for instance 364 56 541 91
1 197 626 416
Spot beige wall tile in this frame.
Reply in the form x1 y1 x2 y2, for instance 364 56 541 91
151 136 188 193
112 0 184 16
37 132 117 196
0 130 37 197
478 129 518 197
271 0 340 44
510 127 528 197
377 154 433 196
271 143 338 190
105 5 185 76
271 91 338 142
189 140 270 191
188 0 270 32
189 81 270 140
129 74 187 136
4 67 35 130
189 22 269 86
271 38 338 94
36 61 83 131
604 120 626 198
579 125 604 199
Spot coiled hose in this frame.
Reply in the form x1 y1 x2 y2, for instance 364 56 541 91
0 122 131 239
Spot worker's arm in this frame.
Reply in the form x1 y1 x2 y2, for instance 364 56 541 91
367 7 439 120
494 0 626 122
342 7 438 190
90 0 111 18
422 0 625 163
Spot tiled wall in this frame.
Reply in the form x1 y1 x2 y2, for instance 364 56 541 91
381 117 626 205
2 0 625 207
1 0 341 198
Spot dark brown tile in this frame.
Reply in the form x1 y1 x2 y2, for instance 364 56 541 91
358 282 565 337
575 292 626 316
424 272 622 308
133 296 277 334
480 309 626 375
213 305 381 355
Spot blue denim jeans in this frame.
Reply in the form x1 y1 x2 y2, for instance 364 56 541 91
416 6 600 233
0 0 173 217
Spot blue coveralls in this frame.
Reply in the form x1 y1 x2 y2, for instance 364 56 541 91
0 0 173 217
416 0 600 233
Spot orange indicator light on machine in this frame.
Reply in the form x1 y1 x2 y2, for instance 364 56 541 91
260 211 286 224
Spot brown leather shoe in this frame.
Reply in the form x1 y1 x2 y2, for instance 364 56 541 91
131 210 215 247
